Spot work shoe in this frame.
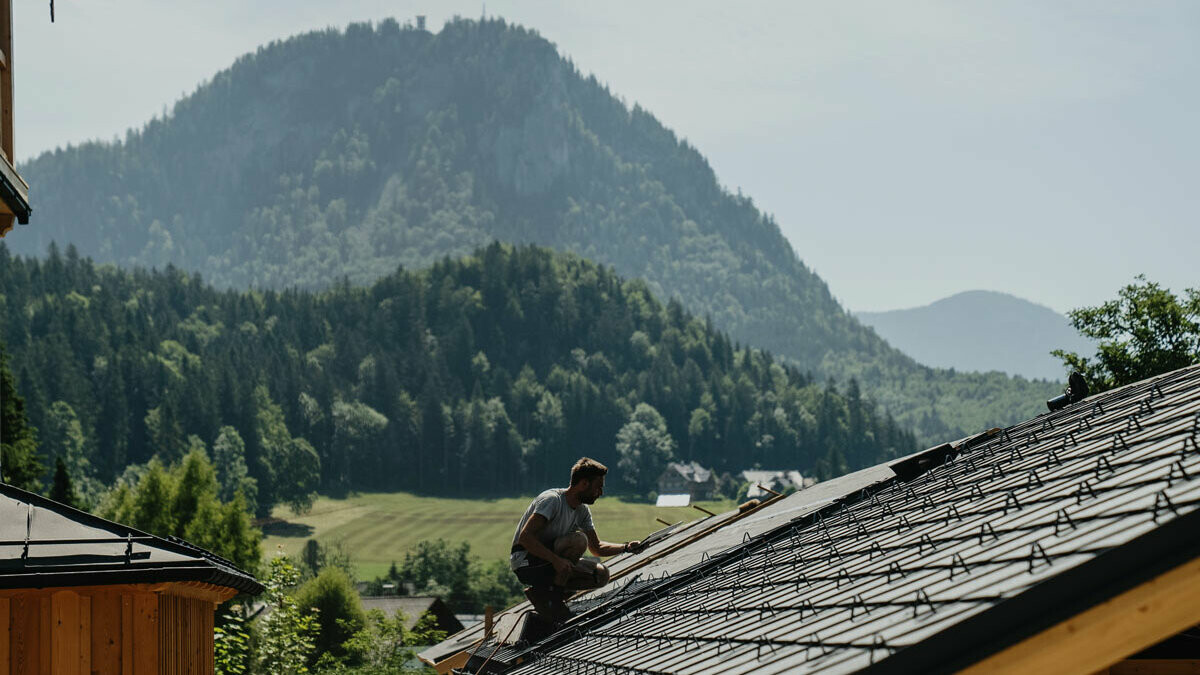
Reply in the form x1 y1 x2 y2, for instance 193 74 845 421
524 587 557 617
546 599 574 624
523 587 573 624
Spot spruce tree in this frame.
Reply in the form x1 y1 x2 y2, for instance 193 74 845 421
1 346 44 491
49 456 81 508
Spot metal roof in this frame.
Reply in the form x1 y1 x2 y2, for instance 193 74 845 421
662 462 713 484
361 596 465 633
418 506 752 666
447 363 1200 674
0 481 264 595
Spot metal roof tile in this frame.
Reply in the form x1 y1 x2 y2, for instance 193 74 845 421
442 364 1200 674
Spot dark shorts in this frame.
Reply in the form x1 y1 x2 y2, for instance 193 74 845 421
514 557 556 589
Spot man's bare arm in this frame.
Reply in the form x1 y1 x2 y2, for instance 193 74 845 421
518 514 572 576
585 529 643 557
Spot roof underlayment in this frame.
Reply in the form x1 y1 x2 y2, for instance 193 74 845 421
426 363 1200 674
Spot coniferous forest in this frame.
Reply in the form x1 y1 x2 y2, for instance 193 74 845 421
13 17 1059 444
1 242 914 516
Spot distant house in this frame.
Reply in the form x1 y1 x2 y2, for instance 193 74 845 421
0 481 262 674
360 595 464 637
740 469 812 499
656 461 716 500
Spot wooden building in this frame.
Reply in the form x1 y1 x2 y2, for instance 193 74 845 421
359 596 464 637
0 482 263 674
0 0 31 237
655 461 716 500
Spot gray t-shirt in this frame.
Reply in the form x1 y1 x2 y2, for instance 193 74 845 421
509 488 594 570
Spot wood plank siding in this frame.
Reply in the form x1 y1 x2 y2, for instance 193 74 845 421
2 584 224 675
158 594 214 675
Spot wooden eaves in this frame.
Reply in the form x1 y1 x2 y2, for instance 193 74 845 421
0 0 33 236
960 553 1200 674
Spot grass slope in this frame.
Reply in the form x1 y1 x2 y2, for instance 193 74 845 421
265 492 736 580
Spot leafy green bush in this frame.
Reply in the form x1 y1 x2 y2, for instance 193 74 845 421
214 609 250 675
295 567 366 664
314 609 446 674
254 558 320 674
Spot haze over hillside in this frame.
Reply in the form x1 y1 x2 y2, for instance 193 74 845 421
12 18 1060 442
857 291 1095 381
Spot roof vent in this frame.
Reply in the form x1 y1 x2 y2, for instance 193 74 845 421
1047 372 1089 412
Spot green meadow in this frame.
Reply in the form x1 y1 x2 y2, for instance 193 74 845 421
264 492 737 580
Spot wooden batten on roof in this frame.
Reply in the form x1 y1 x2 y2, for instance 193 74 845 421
0 0 32 238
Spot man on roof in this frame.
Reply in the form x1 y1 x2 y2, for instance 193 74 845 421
510 457 645 622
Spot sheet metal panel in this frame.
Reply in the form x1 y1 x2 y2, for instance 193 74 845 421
0 482 262 594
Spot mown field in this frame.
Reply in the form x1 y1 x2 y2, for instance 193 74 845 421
264 492 737 580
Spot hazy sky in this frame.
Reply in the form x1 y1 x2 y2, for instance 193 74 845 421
15 1 1199 313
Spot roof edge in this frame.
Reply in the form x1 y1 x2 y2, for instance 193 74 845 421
862 504 1200 675
0 157 31 224
0 565 261 596
0 481 263 596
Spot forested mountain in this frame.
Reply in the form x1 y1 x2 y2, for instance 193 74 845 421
857 291 1095 381
0 243 914 513
12 17 1058 441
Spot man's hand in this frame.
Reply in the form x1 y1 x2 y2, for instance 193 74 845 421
551 555 574 579
586 530 647 557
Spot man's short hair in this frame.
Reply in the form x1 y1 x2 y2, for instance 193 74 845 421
570 457 608 486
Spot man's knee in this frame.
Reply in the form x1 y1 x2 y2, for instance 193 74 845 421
554 532 588 560
591 561 610 587
563 560 609 590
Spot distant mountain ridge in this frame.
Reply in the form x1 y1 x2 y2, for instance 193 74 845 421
857 291 1094 381
12 17 1059 441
